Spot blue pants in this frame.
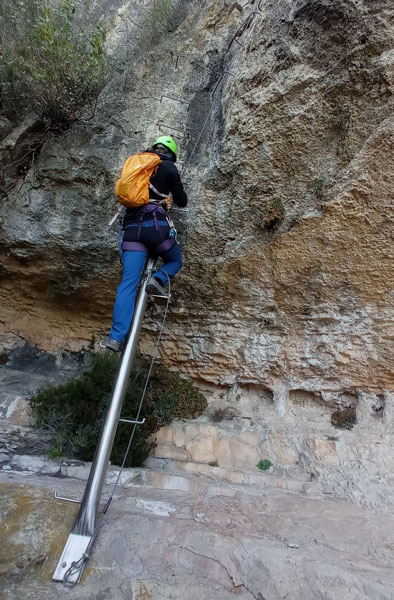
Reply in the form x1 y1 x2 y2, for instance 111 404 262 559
109 236 182 343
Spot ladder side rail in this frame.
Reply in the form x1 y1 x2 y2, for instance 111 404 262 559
73 256 155 536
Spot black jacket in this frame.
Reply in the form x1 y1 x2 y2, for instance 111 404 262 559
124 151 187 225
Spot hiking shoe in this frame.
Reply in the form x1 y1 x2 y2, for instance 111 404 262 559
146 276 166 295
104 337 123 352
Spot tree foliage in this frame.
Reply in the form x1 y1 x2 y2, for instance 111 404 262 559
0 0 111 127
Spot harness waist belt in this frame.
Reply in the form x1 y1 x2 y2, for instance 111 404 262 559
156 237 176 252
121 238 176 253
121 241 148 252
141 202 167 215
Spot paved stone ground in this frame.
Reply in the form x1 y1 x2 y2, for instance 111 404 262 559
1 461 394 600
1 345 394 598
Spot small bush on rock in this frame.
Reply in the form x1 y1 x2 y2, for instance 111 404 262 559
331 406 356 430
30 353 207 467
0 0 112 127
257 459 272 471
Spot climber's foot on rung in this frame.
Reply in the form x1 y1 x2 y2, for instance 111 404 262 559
146 276 169 298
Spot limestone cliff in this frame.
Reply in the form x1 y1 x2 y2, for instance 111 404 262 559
1 0 394 413
3 5 394 594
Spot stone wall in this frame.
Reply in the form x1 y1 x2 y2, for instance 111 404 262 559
1 0 394 411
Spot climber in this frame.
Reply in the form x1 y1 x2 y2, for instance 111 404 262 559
105 136 188 352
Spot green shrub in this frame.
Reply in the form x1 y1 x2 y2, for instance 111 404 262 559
0 0 112 127
30 353 207 467
257 459 272 471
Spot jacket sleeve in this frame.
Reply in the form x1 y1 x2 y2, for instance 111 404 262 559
168 164 188 207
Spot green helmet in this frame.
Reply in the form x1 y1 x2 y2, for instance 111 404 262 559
152 135 178 161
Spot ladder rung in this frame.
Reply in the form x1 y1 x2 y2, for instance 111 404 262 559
150 293 171 299
118 418 146 425
54 492 82 504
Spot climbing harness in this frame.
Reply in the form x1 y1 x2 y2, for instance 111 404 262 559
119 201 177 263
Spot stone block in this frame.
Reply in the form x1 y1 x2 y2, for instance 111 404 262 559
217 438 260 469
238 431 260 446
152 443 190 462
4 396 32 427
268 437 298 466
154 425 175 444
11 454 61 475
310 438 340 467
61 465 92 480
185 436 218 463
154 423 187 447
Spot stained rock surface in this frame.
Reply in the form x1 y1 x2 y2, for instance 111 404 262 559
1 0 393 400
1 465 394 600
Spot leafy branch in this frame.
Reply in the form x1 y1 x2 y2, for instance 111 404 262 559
0 0 112 128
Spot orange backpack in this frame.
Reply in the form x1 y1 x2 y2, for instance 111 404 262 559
115 152 162 208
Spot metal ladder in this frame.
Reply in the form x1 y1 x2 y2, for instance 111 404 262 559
53 256 161 585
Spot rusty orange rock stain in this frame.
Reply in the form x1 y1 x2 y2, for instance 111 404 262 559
135 580 153 599
0 483 79 584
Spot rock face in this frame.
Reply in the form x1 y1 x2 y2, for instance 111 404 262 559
2 468 394 600
3 2 394 597
1 0 394 399
1 0 394 477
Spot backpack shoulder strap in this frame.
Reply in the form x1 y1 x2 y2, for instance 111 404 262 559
149 182 169 199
